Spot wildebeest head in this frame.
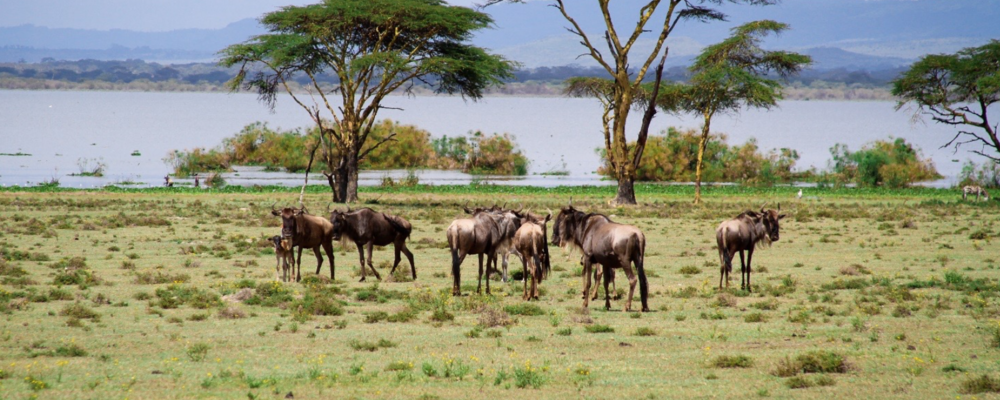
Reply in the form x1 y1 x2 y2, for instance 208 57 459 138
328 208 352 241
271 203 307 239
757 205 786 243
552 205 584 248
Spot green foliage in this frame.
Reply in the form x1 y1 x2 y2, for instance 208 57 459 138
711 355 754 369
892 40 1000 159
600 127 798 184
363 120 434 169
960 375 1000 394
959 160 1000 188
186 342 210 362
828 138 941 188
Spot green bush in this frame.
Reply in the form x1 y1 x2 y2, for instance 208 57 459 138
598 127 798 185
828 138 940 188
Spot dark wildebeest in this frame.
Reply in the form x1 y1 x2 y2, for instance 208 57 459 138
329 207 415 282
271 204 337 282
552 204 649 312
512 212 552 300
716 205 786 292
270 235 295 282
446 204 523 296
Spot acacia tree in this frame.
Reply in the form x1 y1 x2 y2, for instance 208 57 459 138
657 20 810 204
220 0 516 203
489 0 778 205
892 40 1000 161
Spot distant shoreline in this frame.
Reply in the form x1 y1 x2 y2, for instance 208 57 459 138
0 79 895 101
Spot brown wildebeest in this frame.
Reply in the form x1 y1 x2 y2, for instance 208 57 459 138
329 207 415 282
552 204 649 312
271 203 337 282
270 235 295 282
446 204 523 296
716 205 786 292
512 212 552 300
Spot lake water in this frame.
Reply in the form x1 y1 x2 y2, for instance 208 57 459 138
0 90 980 188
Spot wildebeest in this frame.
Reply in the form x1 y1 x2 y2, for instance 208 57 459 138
329 207 415 282
271 203 337 282
270 235 295 282
512 212 552 300
716 205 786 292
446 204 523 296
552 204 648 312
963 185 990 201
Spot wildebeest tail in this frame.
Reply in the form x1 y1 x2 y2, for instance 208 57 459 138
720 226 732 274
383 213 412 239
632 233 649 311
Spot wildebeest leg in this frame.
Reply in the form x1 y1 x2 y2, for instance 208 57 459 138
581 257 593 309
621 257 638 312
521 255 530 300
737 250 746 290
296 247 304 282
322 241 335 281
602 265 612 310
476 254 484 294
485 253 495 295
275 254 282 282
718 247 730 290
366 242 382 281
356 242 367 282
399 241 416 280
590 266 603 301
745 248 755 293
531 254 541 300
312 247 324 279
451 249 466 296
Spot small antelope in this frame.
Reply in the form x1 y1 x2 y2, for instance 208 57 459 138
962 185 990 202
271 235 295 282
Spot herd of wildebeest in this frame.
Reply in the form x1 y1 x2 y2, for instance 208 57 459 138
267 200 787 313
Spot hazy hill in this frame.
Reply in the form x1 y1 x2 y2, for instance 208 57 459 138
0 0 995 69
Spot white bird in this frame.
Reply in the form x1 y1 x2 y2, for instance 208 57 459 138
797 189 803 199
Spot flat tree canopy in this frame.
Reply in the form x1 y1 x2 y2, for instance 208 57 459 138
220 0 517 203
657 20 810 203
892 40 1000 161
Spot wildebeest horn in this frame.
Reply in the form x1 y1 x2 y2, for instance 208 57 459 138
271 201 277 212
326 202 333 213
760 201 769 212
462 201 472 214
777 203 781 211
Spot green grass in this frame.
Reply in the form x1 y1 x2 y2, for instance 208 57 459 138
0 186 997 398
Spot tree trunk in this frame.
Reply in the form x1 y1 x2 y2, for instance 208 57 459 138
612 175 637 205
344 151 359 203
694 119 711 205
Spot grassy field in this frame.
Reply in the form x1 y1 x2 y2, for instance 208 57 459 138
0 184 998 399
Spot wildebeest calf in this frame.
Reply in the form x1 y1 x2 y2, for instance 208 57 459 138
512 212 551 300
271 235 295 282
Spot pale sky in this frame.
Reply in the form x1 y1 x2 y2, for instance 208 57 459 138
0 0 483 31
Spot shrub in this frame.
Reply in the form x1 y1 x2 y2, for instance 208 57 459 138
598 127 799 185
504 303 545 316
584 324 614 333
960 375 1000 394
711 355 754 369
827 138 940 188
186 342 210 362
633 327 657 337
